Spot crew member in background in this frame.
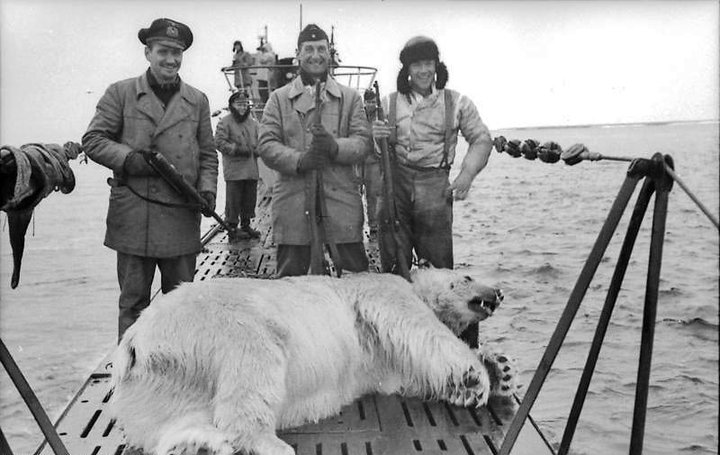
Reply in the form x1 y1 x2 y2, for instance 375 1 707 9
82 18 218 341
372 36 493 347
361 89 382 237
259 24 371 277
254 42 276 103
215 91 261 241
231 40 254 91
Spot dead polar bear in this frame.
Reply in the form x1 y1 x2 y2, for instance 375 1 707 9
111 266 517 455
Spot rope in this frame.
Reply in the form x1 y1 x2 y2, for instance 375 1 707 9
663 163 719 229
493 135 719 230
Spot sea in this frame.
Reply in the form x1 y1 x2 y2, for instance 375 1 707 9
1 121 718 454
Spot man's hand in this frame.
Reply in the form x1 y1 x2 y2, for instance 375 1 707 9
310 124 338 160
446 171 474 200
372 119 392 140
296 148 329 173
123 150 157 176
199 191 216 217
233 144 252 157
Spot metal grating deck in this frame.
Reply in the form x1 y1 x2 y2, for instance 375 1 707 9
35 191 555 455
36 362 553 455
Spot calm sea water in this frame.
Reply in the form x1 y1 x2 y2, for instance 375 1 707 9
1 122 718 454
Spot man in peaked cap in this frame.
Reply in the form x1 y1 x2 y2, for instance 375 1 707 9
82 17 218 341
215 90 261 242
371 35 494 348
258 23 372 277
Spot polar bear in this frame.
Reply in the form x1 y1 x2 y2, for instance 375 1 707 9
111 267 517 455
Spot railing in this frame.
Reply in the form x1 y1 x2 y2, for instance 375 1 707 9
1 338 70 455
493 141 719 454
219 63 377 118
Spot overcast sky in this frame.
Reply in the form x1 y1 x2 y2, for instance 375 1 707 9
1 0 718 145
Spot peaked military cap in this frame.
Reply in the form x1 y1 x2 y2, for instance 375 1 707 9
138 18 193 50
297 24 329 48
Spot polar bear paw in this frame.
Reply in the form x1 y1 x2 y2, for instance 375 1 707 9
157 427 234 455
479 349 519 399
446 364 491 408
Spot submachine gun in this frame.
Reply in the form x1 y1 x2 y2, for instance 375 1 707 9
372 81 410 281
141 150 232 233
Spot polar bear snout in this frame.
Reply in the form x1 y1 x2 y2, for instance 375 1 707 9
467 288 503 316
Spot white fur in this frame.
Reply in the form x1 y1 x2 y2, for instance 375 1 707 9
111 268 510 455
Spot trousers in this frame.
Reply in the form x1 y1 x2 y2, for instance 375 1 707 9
116 252 196 341
225 179 258 225
377 163 453 273
276 243 369 277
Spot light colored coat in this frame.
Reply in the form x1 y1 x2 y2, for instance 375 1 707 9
385 88 491 169
258 76 371 245
215 114 260 181
82 72 218 257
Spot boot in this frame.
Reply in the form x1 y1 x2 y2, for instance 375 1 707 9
227 223 249 242
241 218 261 239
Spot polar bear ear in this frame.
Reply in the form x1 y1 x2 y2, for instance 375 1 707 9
417 258 434 269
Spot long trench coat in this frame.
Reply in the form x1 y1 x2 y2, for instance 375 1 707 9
258 76 371 245
82 73 218 257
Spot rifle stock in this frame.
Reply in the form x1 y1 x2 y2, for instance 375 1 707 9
373 81 410 281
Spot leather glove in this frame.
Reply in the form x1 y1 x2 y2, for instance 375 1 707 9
123 150 157 176
296 148 329 173
310 124 339 161
199 191 216 217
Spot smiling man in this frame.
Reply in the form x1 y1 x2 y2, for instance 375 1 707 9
82 18 218 341
258 24 371 277
371 36 493 348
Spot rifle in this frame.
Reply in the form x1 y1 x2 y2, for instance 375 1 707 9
309 80 342 276
373 81 410 281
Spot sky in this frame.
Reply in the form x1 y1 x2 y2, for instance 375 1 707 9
0 0 718 146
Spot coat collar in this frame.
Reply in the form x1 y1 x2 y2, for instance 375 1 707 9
134 72 197 137
287 74 342 100
288 75 342 117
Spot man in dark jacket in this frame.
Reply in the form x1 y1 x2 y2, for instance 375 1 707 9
258 24 371 277
82 18 218 340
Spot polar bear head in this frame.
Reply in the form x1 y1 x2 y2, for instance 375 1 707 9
410 265 503 335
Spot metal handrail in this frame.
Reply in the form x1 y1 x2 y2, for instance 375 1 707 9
0 337 70 455
220 63 378 93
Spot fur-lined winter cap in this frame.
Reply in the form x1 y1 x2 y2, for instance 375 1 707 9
399 36 440 66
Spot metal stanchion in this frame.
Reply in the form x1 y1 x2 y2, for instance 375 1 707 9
499 153 674 455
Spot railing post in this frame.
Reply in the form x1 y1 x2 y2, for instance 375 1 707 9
0 338 70 455
499 175 640 455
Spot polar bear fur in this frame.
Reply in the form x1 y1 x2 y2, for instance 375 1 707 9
111 267 516 455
